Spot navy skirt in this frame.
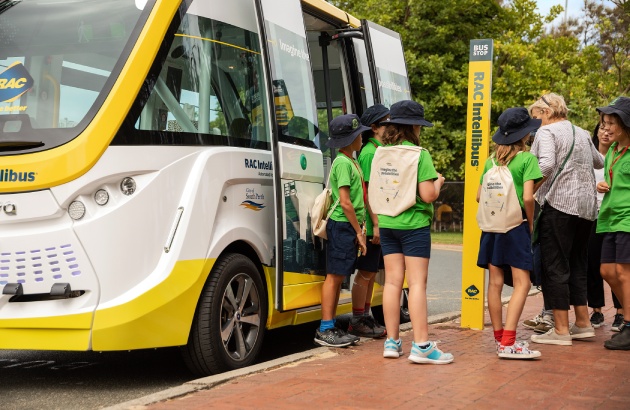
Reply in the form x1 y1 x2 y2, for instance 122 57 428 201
477 222 533 287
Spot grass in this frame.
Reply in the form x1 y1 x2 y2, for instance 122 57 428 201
431 231 463 245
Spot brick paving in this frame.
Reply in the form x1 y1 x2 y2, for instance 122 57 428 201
145 289 629 409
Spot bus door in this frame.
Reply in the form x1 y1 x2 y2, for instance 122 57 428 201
257 0 327 312
361 20 412 106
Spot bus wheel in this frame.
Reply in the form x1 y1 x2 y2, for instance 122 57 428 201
182 253 267 376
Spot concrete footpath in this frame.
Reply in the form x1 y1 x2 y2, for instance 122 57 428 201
112 290 629 410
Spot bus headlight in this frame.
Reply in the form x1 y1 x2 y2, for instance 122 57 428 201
120 177 136 196
94 189 109 205
68 201 86 220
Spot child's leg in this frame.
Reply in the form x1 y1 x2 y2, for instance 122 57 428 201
504 267 531 333
487 264 505 336
404 255 429 343
365 274 376 314
352 270 376 316
383 253 405 340
321 274 345 322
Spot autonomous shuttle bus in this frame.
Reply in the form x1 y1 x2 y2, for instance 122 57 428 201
0 0 411 375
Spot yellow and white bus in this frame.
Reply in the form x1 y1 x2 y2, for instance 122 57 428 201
0 0 411 375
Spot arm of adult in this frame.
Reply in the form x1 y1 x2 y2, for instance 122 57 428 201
523 179 535 233
530 127 557 178
339 185 367 255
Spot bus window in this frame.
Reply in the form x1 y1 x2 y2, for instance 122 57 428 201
0 0 148 155
259 0 319 149
118 0 271 149
362 20 411 107
352 38 375 110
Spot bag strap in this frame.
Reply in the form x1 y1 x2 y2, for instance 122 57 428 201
541 125 575 205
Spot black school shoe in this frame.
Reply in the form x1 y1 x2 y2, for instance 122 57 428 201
604 323 630 350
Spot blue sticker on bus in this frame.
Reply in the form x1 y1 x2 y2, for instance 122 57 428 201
0 62 34 103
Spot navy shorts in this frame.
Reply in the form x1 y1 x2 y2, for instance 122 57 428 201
601 232 630 264
380 226 431 258
477 221 533 272
356 238 384 272
326 219 358 276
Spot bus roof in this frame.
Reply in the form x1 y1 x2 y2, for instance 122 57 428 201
301 0 361 28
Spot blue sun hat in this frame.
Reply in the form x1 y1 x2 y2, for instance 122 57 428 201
380 100 433 127
326 114 370 148
492 107 542 145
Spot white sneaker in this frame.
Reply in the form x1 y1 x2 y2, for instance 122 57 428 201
498 341 541 359
531 328 572 346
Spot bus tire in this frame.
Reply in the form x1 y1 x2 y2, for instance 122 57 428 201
182 253 267 376
371 289 410 325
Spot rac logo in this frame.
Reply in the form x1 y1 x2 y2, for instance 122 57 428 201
0 62 34 103
465 284 480 297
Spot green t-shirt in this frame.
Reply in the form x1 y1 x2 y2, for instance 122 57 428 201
597 142 630 233
329 155 366 224
377 141 438 230
479 152 543 208
357 138 382 235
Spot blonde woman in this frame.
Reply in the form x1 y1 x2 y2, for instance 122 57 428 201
528 93 604 346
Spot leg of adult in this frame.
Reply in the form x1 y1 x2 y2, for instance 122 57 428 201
404 255 430 343
505 267 531 331
540 205 575 335
383 253 405 340
586 226 605 310
487 264 504 332
321 274 345 321
569 218 593 328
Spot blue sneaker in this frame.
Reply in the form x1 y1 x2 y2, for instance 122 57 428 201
408 341 454 364
383 337 403 358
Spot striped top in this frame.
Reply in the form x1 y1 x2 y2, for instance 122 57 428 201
530 120 604 221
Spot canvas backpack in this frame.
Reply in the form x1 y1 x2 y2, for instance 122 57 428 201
368 145 422 217
476 156 524 233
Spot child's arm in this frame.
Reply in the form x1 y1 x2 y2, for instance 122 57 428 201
476 185 481 203
339 186 367 255
364 182 380 244
523 179 535 233
418 173 445 204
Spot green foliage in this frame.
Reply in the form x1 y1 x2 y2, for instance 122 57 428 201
330 0 629 179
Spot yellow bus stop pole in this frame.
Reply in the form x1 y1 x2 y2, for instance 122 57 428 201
461 39 493 330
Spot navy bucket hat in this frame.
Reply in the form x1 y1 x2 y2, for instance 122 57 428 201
380 100 433 127
326 114 370 148
597 97 630 128
360 104 390 127
492 107 542 145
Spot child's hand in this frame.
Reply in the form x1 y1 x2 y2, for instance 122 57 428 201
356 233 367 256
436 173 445 187
597 181 610 193
371 226 380 245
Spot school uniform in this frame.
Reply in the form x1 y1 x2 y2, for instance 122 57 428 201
378 141 438 258
326 154 365 276
476 152 543 279
597 141 630 263
356 137 384 271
